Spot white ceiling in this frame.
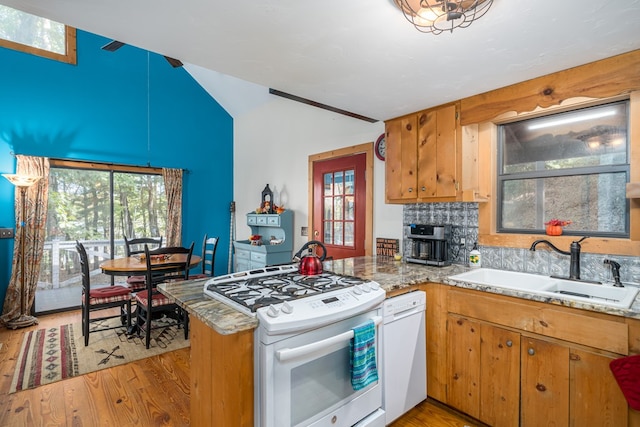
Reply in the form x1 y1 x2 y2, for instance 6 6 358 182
3 0 640 121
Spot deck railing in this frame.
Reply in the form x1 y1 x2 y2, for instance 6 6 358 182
37 239 127 289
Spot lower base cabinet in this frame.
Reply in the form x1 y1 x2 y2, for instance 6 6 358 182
448 315 520 426
520 336 569 426
481 323 520 426
444 288 631 427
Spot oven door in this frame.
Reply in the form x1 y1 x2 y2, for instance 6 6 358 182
257 308 383 427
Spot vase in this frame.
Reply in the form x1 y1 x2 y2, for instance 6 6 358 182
545 225 563 236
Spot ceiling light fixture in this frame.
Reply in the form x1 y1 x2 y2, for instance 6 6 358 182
393 0 493 34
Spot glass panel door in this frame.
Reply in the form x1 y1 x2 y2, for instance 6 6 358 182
36 168 111 313
312 153 367 260
35 167 166 314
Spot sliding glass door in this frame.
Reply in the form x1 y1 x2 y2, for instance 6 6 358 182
35 165 167 314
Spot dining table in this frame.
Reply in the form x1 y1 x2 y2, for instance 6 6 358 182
100 254 201 335
99 254 202 277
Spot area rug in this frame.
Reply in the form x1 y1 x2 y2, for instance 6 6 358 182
10 317 189 393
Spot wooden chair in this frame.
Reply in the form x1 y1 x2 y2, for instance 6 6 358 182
135 242 193 349
124 236 163 291
76 241 133 346
190 235 219 279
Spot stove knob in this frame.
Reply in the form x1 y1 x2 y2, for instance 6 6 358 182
267 305 280 318
281 301 294 314
353 285 363 295
369 282 380 291
362 283 371 293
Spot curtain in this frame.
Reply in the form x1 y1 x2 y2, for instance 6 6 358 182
1 156 49 325
163 168 183 247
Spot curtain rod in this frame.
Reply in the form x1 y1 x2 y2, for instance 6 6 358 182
49 157 189 173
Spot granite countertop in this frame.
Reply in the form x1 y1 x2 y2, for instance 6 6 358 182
158 256 640 335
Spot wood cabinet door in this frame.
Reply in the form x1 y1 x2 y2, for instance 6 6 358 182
385 114 418 201
480 324 521 427
570 348 628 427
521 337 569 426
435 103 458 198
447 314 481 419
425 283 448 402
417 110 436 197
417 104 458 199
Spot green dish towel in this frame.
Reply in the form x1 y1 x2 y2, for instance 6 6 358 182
350 320 378 391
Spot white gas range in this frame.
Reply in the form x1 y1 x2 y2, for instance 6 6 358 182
203 264 387 427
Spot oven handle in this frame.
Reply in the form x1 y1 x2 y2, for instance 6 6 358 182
276 316 382 363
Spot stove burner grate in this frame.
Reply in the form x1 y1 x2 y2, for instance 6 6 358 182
205 270 369 313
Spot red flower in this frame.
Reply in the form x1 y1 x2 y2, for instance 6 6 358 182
544 219 571 227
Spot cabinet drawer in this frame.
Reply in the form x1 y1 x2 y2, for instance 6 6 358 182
247 214 269 225
266 215 280 226
251 252 267 263
235 248 250 260
247 213 281 226
448 288 628 355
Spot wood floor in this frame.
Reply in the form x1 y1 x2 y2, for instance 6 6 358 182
0 310 480 427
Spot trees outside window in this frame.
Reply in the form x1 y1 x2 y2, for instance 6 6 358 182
0 4 76 64
497 100 629 237
36 165 167 313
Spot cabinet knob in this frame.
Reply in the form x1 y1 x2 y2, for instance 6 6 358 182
506 340 513 347
528 348 535 356
408 188 413 193
421 186 426 191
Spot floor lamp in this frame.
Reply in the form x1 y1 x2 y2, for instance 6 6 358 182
3 174 42 329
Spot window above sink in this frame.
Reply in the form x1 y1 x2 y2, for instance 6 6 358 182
497 100 629 238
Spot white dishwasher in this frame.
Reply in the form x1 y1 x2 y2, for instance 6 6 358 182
382 290 427 424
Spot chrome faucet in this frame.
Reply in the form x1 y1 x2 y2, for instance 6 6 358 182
529 236 589 280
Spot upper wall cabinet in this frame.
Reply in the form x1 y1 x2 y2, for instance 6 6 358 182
385 102 484 203
385 111 418 201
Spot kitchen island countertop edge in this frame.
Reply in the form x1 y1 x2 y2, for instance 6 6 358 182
158 256 640 335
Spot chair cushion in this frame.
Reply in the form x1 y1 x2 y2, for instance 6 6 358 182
86 285 132 304
127 281 147 292
136 290 175 308
126 275 146 284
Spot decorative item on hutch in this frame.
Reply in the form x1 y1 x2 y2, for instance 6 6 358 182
261 184 275 214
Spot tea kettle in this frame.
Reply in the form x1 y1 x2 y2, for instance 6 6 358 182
293 240 327 275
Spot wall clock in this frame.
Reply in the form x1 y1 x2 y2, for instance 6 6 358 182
375 133 386 161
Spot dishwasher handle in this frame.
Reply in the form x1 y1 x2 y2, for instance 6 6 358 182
387 304 425 321
276 316 382 363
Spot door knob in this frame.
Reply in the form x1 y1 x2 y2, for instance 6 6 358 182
314 230 319 237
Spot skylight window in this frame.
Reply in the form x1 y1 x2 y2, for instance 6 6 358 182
0 5 76 64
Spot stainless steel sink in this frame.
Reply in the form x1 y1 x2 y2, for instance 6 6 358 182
448 268 639 309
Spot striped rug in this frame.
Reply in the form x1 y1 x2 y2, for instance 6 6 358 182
10 317 189 393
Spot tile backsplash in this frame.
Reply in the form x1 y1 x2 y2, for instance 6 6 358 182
403 202 640 283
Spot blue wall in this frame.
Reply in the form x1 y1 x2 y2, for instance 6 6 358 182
0 30 234 305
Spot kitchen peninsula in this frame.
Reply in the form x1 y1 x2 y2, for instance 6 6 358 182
158 256 640 426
